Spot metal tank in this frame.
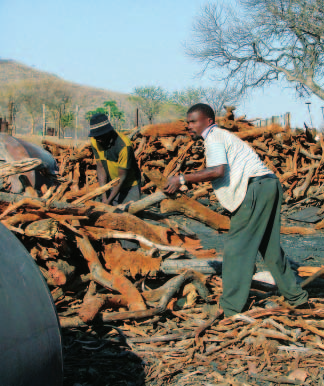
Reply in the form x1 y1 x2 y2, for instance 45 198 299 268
0 134 58 193
0 223 63 386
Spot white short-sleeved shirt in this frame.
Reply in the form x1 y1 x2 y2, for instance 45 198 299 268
202 125 272 212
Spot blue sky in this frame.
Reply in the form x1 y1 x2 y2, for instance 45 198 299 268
1 0 324 128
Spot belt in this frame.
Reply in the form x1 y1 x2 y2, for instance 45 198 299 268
248 174 277 185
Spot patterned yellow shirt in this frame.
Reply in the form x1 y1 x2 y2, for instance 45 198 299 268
91 132 141 188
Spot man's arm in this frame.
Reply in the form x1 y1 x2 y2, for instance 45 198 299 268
96 161 110 203
164 165 225 194
105 168 128 205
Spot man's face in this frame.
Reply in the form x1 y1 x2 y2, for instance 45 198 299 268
187 111 214 140
95 132 115 148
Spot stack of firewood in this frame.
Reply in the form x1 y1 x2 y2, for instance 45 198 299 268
0 141 225 330
0 129 324 385
131 113 324 207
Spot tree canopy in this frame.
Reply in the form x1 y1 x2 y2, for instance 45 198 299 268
85 100 125 130
188 0 324 100
170 87 239 116
129 86 167 124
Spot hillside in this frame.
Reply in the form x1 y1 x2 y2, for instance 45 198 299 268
0 60 183 137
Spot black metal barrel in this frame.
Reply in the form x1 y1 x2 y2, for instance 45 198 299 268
0 223 63 386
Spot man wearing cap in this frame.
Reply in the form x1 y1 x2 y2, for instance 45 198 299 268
164 103 309 317
89 113 141 207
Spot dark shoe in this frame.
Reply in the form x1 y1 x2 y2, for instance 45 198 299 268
293 301 315 310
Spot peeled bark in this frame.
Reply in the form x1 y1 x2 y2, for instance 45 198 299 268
144 169 230 231
95 211 170 244
161 197 230 231
141 120 188 137
74 221 147 312
235 124 284 140
103 243 162 278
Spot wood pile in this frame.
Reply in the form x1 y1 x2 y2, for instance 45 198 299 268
0 141 223 327
132 114 324 210
1 122 324 385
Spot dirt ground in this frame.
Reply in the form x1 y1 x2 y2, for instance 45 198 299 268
62 214 324 386
184 215 324 267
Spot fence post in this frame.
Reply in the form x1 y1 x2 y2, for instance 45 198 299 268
42 104 46 136
285 112 291 129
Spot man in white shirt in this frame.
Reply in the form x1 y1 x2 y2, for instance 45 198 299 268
164 103 308 317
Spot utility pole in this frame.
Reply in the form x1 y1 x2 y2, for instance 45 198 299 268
43 104 46 136
136 108 139 127
8 101 14 135
108 105 111 121
75 105 79 141
305 102 314 128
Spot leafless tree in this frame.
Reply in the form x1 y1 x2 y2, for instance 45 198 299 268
201 87 239 115
188 0 324 100
171 86 239 116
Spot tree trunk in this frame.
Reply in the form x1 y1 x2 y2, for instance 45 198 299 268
305 78 324 101
30 116 34 135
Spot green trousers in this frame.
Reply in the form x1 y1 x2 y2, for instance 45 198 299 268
219 178 308 317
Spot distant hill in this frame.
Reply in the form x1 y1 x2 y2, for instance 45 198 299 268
0 60 59 84
0 60 183 137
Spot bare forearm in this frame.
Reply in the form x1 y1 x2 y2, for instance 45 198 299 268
106 168 128 205
96 163 109 201
183 167 224 184
106 182 125 204
97 164 107 187
164 165 225 194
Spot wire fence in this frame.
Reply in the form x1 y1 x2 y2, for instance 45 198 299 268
254 112 291 128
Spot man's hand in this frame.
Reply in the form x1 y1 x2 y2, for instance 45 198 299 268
164 176 181 194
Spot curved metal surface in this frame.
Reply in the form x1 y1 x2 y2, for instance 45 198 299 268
0 134 58 192
0 134 34 192
15 137 58 175
0 223 63 386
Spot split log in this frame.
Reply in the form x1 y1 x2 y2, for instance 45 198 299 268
0 158 43 177
85 227 186 253
161 258 223 275
127 190 167 214
160 197 230 231
144 169 230 231
72 177 120 204
235 124 284 140
2 213 42 227
293 166 316 199
280 226 317 235
163 141 194 177
140 120 188 137
300 266 324 288
94 211 170 244
0 192 89 215
74 223 147 312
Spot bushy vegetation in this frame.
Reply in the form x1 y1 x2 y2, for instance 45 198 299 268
0 60 236 137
